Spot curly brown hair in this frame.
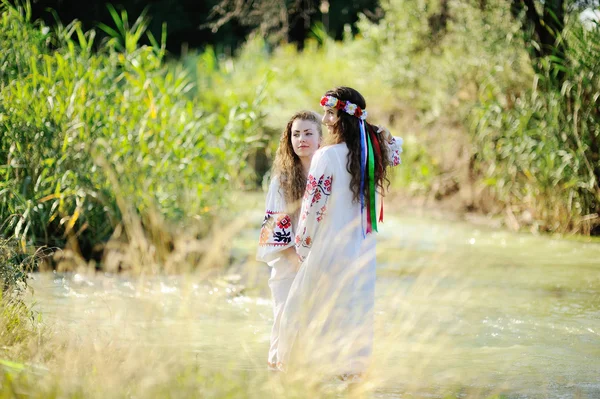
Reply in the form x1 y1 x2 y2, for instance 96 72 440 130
272 111 323 212
323 87 390 203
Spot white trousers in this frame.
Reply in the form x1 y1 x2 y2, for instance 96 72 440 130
267 258 297 369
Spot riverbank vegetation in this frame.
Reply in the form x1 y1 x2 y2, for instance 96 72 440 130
1 0 598 272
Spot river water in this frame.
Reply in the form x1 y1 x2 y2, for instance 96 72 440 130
27 212 600 398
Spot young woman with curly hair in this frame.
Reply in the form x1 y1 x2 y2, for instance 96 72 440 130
256 110 323 371
276 87 403 380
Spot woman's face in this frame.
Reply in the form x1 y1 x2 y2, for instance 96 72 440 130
291 119 321 159
321 106 338 134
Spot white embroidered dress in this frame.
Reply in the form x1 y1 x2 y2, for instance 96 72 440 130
256 175 297 370
277 137 402 375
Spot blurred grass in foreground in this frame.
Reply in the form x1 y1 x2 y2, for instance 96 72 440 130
2 209 599 398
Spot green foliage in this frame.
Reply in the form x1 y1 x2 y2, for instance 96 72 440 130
0 296 36 348
183 30 431 194
0 240 34 293
0 2 266 258
472 15 600 233
182 1 530 200
351 0 599 233
0 240 38 357
203 0 599 234
3 0 599 245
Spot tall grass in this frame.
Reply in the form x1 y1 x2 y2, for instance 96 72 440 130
358 0 600 233
0 239 43 373
472 13 600 234
0 1 266 264
3 214 597 398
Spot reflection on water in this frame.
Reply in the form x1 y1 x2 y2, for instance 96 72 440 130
28 214 600 398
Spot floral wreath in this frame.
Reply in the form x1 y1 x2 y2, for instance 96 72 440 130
320 96 368 120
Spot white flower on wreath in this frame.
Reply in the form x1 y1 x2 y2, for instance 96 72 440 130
325 96 338 107
344 102 357 115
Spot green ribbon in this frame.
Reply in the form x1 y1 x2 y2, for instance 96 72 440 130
366 129 377 232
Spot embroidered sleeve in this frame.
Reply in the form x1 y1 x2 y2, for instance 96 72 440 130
256 176 294 264
385 136 403 167
294 150 332 262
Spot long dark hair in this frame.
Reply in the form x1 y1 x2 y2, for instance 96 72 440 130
324 87 390 203
272 110 323 209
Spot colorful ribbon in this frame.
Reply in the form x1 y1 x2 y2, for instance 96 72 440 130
366 127 377 233
359 120 367 237
368 126 384 224
359 122 386 236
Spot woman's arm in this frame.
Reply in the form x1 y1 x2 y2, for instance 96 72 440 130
377 126 403 167
257 176 295 264
294 150 332 263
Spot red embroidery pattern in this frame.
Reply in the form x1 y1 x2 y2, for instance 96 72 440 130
390 138 401 167
316 204 327 222
300 174 332 221
303 174 332 200
259 210 293 246
295 173 332 258
295 227 310 261
277 215 292 229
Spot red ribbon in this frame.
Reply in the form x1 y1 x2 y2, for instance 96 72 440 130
366 202 373 234
368 126 385 224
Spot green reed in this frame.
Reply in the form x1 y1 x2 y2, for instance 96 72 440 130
0 1 267 261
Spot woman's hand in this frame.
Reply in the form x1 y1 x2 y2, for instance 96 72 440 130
376 125 394 144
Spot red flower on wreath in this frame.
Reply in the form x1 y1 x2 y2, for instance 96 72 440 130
355 108 363 117
320 97 328 106
335 100 345 109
